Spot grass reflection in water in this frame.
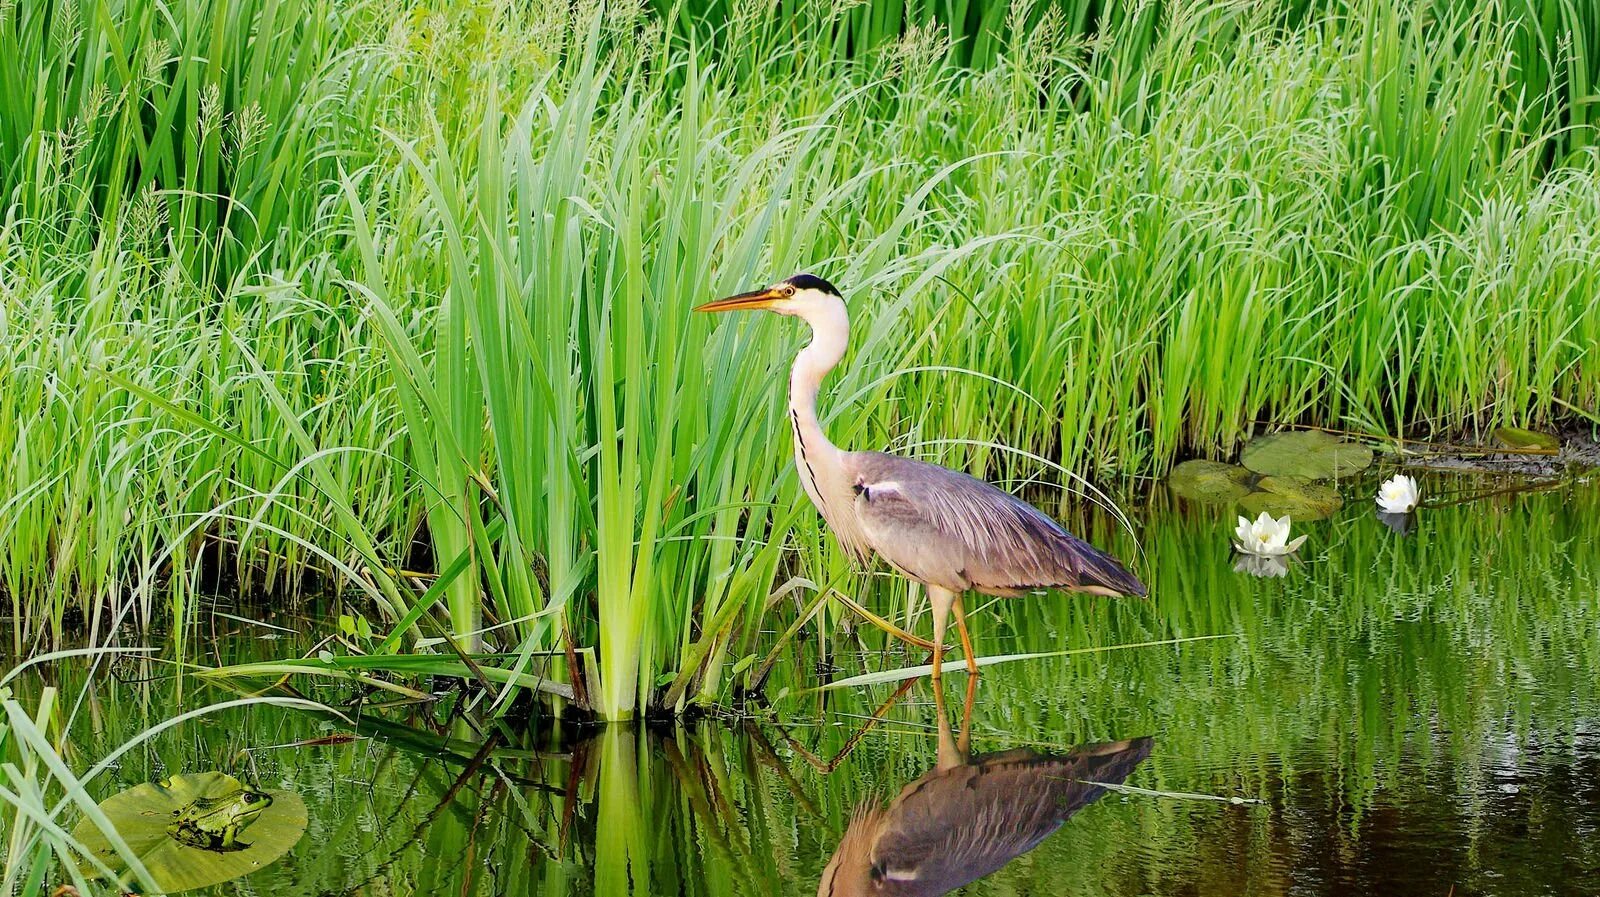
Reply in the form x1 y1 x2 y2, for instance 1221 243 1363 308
6 478 1598 894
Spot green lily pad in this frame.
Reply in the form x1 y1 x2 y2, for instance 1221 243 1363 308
72 772 305 893
1167 460 1253 503
1237 476 1343 521
1240 431 1372 480
1493 426 1559 452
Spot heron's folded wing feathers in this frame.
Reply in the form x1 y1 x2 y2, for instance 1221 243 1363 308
847 452 1145 597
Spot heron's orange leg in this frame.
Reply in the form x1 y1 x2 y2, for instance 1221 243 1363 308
929 588 954 682
951 596 980 675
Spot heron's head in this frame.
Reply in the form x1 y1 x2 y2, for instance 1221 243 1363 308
695 273 843 319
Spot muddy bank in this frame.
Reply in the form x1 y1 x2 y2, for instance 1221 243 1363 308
1395 422 1600 478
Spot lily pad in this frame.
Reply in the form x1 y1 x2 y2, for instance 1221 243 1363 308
1493 426 1560 452
1167 460 1253 503
72 772 305 893
1237 476 1343 521
1240 431 1372 480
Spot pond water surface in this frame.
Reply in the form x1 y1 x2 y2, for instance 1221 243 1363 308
11 475 1600 895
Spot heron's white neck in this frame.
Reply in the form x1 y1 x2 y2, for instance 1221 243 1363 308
788 296 850 468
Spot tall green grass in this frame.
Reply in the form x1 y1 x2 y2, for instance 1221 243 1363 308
2 0 1598 718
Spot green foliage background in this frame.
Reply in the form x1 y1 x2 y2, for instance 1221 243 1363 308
1 0 1597 717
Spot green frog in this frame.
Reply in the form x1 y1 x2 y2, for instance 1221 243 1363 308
167 786 273 852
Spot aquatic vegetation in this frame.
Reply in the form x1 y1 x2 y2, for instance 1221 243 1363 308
1165 461 1254 504
1492 426 1563 452
73 773 305 892
0 677 323 896
1237 475 1344 521
1232 512 1307 558
1167 440 1356 521
1239 432 1374 481
1376 474 1422 514
2 0 1599 724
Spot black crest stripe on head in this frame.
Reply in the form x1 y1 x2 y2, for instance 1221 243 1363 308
786 273 842 297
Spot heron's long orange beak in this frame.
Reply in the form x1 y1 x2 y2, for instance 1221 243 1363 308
694 287 782 313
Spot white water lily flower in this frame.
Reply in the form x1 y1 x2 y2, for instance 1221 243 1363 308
1233 512 1307 557
1376 473 1420 514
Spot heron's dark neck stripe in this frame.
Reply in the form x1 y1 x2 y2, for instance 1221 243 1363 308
791 408 827 515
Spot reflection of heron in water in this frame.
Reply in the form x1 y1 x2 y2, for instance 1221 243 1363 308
816 681 1152 897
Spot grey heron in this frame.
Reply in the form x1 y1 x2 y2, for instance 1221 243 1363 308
696 273 1147 680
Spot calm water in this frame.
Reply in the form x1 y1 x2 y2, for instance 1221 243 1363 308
9 475 1600 895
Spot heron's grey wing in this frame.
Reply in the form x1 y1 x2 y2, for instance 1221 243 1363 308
867 739 1153 892
846 452 1146 597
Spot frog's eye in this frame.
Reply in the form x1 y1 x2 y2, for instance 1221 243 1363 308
243 792 263 803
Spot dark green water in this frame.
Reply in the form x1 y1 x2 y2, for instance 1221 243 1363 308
9 476 1600 895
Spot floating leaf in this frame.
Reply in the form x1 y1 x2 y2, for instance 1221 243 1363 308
72 772 305 893
1237 476 1343 521
1493 426 1559 452
1240 431 1372 480
1166 460 1253 503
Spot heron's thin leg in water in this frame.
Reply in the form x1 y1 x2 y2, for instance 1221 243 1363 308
951 595 979 675
959 672 977 753
779 677 918 773
929 587 957 681
932 675 979 770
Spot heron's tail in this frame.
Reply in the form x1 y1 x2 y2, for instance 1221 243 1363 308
1066 533 1148 598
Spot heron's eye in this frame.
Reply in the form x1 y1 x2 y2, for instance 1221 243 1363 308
782 285 796 297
